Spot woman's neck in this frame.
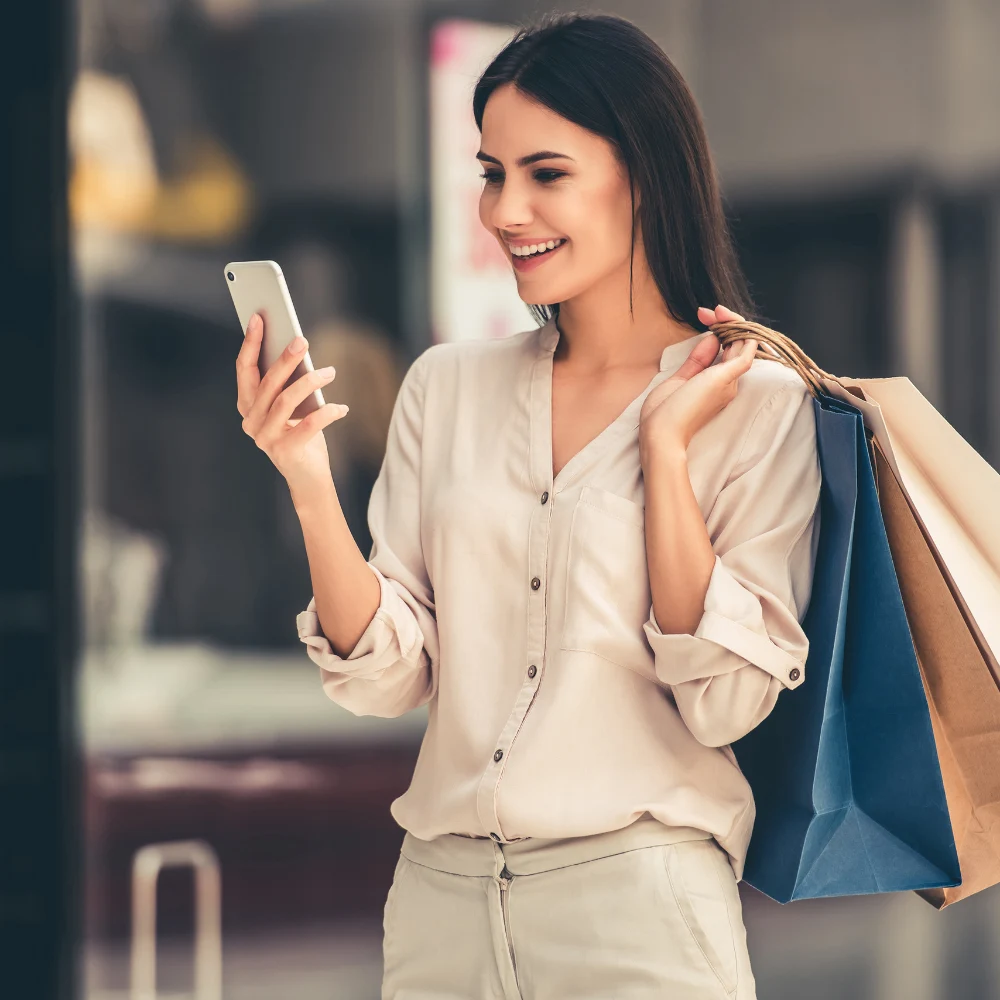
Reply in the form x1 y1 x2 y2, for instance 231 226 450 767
554 265 699 373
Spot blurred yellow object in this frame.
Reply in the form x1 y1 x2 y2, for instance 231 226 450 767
69 69 254 243
138 134 254 243
69 70 159 231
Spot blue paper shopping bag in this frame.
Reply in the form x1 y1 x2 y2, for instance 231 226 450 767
731 393 961 903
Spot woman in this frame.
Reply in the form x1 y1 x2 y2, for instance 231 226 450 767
237 12 821 999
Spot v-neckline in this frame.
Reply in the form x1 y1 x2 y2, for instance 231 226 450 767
549 365 662 487
533 318 715 492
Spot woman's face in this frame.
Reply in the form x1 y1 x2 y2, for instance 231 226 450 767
478 83 638 306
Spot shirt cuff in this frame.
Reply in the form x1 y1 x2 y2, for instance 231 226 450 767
644 555 806 690
295 565 425 677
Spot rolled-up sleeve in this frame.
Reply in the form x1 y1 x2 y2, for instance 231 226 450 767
295 350 440 718
644 381 821 747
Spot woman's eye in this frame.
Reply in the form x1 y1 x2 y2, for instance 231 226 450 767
477 169 567 184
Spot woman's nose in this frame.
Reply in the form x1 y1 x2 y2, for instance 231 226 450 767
487 178 534 231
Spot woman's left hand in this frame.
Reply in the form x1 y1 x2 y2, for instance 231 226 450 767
638 305 758 456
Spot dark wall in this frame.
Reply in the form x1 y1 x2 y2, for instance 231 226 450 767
0 0 80 997
731 179 1000 469
730 189 892 378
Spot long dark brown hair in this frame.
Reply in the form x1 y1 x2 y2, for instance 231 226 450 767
473 11 758 330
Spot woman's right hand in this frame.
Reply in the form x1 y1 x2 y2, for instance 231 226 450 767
236 313 349 491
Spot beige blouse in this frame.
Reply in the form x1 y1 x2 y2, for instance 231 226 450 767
296 317 822 879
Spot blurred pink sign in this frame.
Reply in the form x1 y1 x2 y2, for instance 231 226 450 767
430 20 535 344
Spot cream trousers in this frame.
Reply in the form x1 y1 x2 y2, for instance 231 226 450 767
381 814 757 999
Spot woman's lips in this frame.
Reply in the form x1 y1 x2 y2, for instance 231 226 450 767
511 240 568 273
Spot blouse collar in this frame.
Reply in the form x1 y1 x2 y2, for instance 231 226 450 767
537 316 717 375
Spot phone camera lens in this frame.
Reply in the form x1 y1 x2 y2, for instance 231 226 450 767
226 271 235 282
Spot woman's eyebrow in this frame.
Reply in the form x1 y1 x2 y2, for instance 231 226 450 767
476 150 575 167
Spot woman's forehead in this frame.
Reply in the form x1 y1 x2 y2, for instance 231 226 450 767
480 88 606 161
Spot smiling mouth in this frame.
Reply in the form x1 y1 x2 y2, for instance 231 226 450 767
509 238 568 271
508 237 568 258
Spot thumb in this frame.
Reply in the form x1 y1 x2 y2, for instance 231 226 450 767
670 334 720 381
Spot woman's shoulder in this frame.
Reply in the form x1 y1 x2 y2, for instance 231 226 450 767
735 356 813 414
717 358 817 466
412 324 542 380
420 324 539 363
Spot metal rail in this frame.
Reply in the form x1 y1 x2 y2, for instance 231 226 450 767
129 840 222 1000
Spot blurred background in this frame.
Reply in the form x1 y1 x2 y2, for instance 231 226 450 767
57 0 1000 997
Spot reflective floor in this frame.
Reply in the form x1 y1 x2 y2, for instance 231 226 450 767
85 918 385 1000
83 884 1000 1000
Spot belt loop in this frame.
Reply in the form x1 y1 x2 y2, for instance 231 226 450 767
491 839 506 877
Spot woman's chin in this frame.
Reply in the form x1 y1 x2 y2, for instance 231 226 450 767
515 280 567 304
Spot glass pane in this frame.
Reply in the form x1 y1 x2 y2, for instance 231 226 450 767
70 3 1000 999
72 4 433 997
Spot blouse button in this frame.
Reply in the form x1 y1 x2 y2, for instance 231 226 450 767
530 576 541 590
789 668 801 682
527 664 537 679
540 491 549 504
494 749 504 762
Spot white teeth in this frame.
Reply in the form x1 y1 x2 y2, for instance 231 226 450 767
510 238 566 257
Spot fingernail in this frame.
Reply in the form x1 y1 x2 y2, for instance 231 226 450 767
247 313 259 333
291 338 307 353
317 366 335 377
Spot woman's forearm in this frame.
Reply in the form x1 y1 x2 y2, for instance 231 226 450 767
641 435 716 635
289 476 382 658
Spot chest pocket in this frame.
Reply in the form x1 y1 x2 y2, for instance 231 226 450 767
560 486 655 672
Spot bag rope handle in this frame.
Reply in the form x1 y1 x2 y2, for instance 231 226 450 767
709 319 845 399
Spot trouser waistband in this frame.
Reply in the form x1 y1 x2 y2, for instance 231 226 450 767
400 813 713 877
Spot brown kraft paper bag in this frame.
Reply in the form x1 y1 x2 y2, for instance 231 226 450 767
710 320 1000 908
870 439 1000 907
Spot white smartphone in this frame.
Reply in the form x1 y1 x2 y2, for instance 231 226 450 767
224 259 326 420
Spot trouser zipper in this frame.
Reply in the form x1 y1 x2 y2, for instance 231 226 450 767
498 865 517 977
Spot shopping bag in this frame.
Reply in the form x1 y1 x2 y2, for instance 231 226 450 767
729 385 960 903
820 376 1000 689
815 377 1000 908
713 321 961 902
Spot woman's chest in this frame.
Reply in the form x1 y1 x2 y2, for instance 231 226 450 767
418 373 751 676
421 385 739 558
418 350 746 587
550 365 659 480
